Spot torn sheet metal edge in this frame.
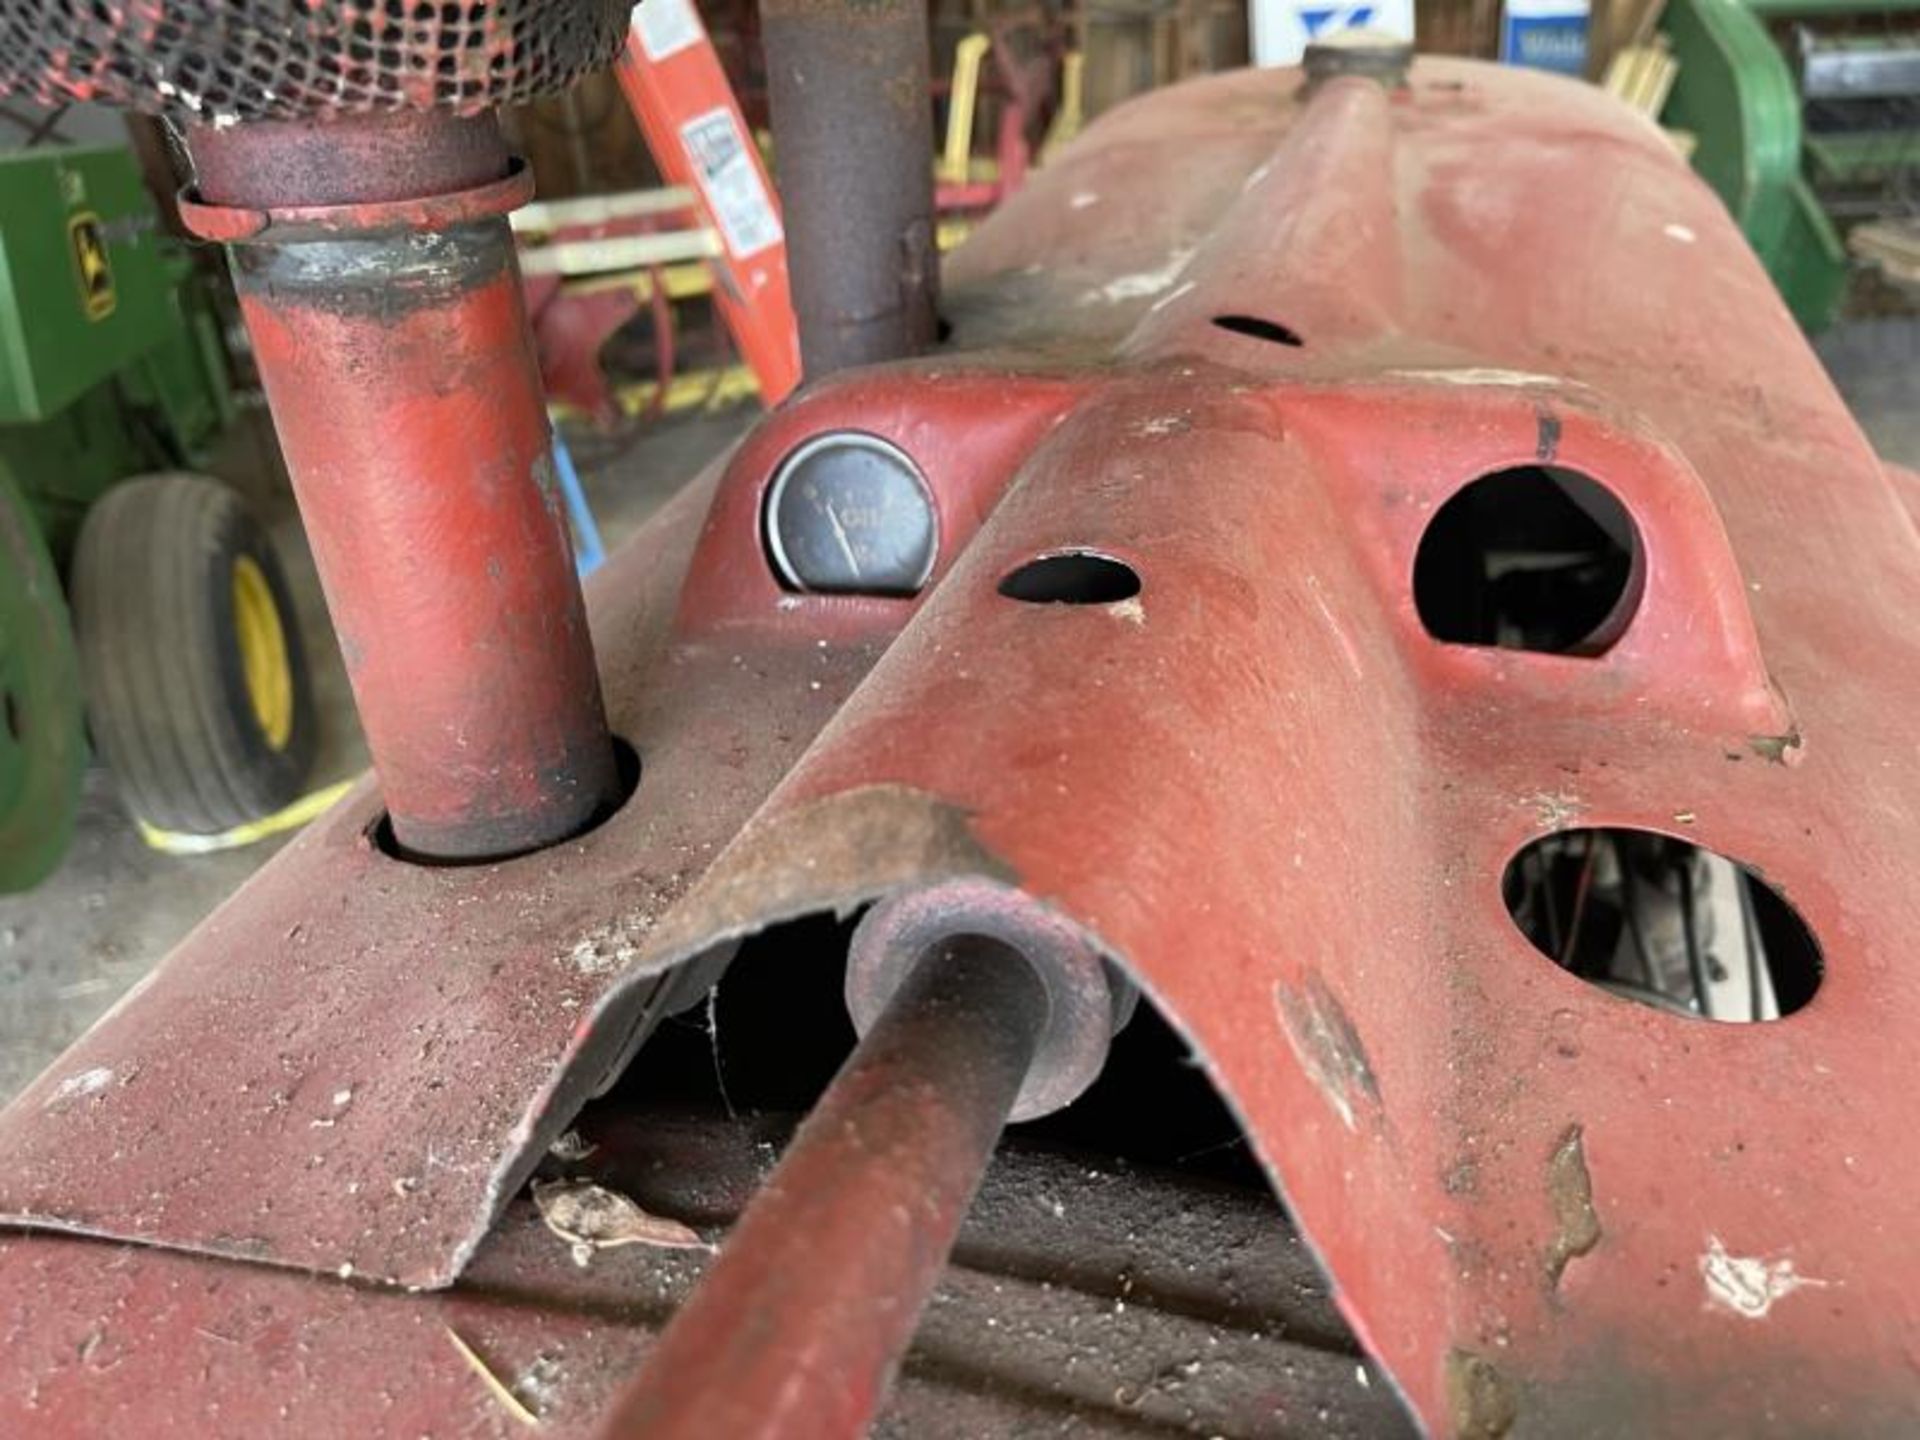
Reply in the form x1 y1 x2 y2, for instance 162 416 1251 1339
0 369 1079 1292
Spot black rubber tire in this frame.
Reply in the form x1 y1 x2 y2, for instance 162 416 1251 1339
70 473 316 834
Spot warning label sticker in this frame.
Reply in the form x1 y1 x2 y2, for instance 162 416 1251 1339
68 212 115 321
631 0 703 61
680 108 783 260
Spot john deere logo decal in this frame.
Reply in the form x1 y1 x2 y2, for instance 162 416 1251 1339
68 212 114 321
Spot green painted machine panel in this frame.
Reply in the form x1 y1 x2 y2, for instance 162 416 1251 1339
0 465 82 892
0 146 176 425
1662 0 1802 228
0 381 149 568
1743 0 1920 15
1661 0 1848 329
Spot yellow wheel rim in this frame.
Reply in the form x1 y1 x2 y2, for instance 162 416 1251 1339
231 555 294 752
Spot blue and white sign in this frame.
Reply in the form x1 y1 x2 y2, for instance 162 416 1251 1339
1500 0 1590 75
1250 0 1413 66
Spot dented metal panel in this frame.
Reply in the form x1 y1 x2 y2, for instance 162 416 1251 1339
3 58 1918 1435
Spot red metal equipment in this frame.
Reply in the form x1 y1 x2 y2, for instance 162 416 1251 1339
517 189 711 425
0 2 634 863
934 16 1072 216
616 0 801 401
5 10 1920 1440
182 113 622 860
594 935 1052 1439
598 881 1133 1436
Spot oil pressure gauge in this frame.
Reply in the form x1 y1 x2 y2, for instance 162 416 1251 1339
764 433 938 596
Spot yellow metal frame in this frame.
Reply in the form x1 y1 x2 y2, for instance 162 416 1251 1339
941 34 993 186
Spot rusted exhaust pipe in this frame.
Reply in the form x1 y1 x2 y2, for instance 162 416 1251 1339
761 0 941 379
594 884 1133 1437
593 935 1047 1439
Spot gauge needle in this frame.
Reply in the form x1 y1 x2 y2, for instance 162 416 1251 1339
824 500 862 578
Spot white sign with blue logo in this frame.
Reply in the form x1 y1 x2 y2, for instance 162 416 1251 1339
1250 0 1414 66
1500 0 1590 75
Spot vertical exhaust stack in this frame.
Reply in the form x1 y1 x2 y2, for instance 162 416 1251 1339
761 0 942 378
1 4 632 862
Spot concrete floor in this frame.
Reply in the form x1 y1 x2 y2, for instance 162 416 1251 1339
2 330 1918 1105
0 406 752 1101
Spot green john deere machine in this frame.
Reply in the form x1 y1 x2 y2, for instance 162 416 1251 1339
1661 0 1920 329
0 143 314 892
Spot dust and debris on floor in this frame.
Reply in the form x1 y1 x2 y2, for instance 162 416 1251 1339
533 1177 713 1265
0 408 753 1103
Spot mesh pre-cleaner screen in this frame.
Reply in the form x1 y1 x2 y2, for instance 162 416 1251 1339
0 1 629 122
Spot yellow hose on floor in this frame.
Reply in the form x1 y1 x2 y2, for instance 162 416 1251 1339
136 777 356 856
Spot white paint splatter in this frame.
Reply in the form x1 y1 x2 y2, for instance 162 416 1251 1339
1079 249 1194 306
1700 1235 1828 1319
1664 223 1697 244
1069 191 1101 210
1134 415 1188 437
47 1067 115 1107
568 922 644 977
1108 596 1146 626
1387 367 1563 387
516 1353 565 1412
1148 279 1197 314
1526 791 1584 829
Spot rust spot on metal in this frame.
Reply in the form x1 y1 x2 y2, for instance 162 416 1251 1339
1274 971 1380 1131
1443 1153 1479 1195
1446 1350 1518 1439
643 784 1017 965
1534 405 1562 462
761 0 938 375
1546 1123 1601 1290
189 110 511 210
1748 727 1804 765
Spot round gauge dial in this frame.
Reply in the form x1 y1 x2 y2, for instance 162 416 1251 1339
764 433 938 596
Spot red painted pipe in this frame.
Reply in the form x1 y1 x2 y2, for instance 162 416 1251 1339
181 113 618 860
594 936 1048 1439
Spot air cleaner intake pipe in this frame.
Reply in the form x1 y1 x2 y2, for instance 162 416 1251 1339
180 113 620 861
0 0 634 861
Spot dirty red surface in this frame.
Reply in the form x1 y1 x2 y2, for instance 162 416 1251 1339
0 1112 1401 1436
594 942 1047 1439
183 137 621 861
4 60 1918 1435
